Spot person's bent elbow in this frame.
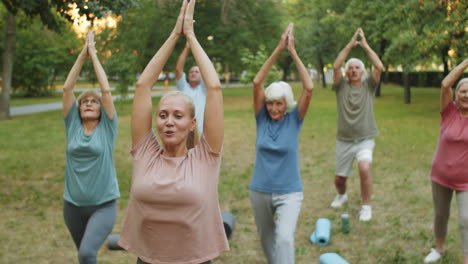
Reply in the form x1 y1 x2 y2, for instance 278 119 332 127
208 82 222 92
253 77 263 88
135 80 149 91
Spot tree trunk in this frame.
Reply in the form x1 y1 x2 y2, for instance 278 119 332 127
282 56 292 82
318 55 327 89
383 65 390 83
403 71 411 104
375 39 387 97
0 13 15 120
441 47 449 76
224 63 230 88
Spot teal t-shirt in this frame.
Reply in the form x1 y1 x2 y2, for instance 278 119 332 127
63 102 120 206
249 105 304 193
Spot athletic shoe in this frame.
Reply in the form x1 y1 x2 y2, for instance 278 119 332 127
424 248 442 263
359 205 372 221
330 193 348 208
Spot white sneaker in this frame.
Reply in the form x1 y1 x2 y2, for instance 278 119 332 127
330 193 348 208
359 205 372 221
424 248 442 263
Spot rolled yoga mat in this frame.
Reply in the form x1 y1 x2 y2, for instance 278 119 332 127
310 218 331 246
319 253 349 264
107 234 124 250
221 211 235 239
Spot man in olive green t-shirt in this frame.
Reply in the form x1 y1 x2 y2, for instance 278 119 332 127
329 28 384 222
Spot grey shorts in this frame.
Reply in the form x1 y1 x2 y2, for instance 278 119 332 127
335 138 375 177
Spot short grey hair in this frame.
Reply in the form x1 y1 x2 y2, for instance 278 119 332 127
455 78 468 100
77 91 102 108
345 58 365 71
264 81 297 109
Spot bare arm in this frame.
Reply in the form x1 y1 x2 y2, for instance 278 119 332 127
131 0 185 146
252 24 290 115
358 28 384 83
287 24 314 120
184 0 223 152
87 31 115 119
333 29 359 85
175 42 190 81
62 40 88 117
440 58 468 111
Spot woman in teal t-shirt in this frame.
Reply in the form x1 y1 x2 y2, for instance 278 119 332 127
249 23 314 264
62 31 119 264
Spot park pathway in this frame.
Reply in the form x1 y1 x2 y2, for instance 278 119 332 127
11 83 242 116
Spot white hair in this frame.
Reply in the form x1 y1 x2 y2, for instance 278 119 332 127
455 78 468 100
345 58 365 71
264 81 296 109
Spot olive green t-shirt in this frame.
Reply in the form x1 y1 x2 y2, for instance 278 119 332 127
333 73 379 141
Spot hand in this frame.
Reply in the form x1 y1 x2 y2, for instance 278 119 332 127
357 28 369 48
86 30 96 56
287 23 296 54
278 23 291 50
349 28 360 47
173 0 188 36
183 0 196 37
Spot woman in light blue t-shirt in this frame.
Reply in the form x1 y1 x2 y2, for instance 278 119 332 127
249 23 314 264
62 31 120 264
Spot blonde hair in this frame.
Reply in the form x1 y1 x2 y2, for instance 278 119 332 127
264 81 296 110
159 91 199 149
76 90 102 119
77 91 102 107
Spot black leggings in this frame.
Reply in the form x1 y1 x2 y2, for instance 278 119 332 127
63 200 116 264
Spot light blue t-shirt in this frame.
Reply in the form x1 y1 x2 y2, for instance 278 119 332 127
249 105 304 193
176 72 206 134
63 102 120 206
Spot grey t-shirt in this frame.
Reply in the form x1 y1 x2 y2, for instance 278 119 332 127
333 73 379 141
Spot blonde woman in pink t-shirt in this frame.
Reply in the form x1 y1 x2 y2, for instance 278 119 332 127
118 1 228 263
424 58 468 264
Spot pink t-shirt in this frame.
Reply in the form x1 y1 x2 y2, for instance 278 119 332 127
431 102 468 191
119 130 229 264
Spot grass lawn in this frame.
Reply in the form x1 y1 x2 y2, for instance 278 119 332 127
0 83 463 263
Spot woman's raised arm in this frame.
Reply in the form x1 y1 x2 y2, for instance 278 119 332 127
252 24 290 115
131 0 186 146
184 0 223 152
87 31 115 119
62 36 88 117
287 24 314 120
440 58 468 111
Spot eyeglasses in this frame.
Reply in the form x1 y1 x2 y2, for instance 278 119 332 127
81 99 100 105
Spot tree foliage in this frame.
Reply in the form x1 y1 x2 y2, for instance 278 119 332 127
11 14 80 96
240 45 281 85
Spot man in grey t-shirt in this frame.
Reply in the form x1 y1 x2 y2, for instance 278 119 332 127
329 28 384 222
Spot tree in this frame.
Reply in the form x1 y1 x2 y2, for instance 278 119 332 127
108 0 285 84
290 0 348 89
11 14 80 96
0 0 134 120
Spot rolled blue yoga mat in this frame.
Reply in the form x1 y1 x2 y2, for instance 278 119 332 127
310 218 331 246
107 234 124 250
221 211 235 239
319 253 349 264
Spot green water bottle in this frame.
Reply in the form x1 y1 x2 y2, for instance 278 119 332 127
341 213 350 234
